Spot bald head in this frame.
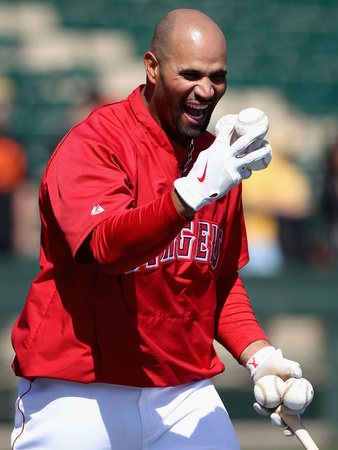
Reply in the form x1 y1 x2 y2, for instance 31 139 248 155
142 9 227 145
149 9 225 63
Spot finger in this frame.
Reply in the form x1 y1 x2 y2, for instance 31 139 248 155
239 138 264 154
289 365 302 379
270 412 287 428
241 142 272 164
283 428 295 437
232 124 268 152
215 114 237 139
253 402 274 416
239 167 252 180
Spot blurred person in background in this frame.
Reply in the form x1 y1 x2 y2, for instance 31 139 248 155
241 143 312 277
310 139 338 269
68 88 122 127
10 9 312 449
320 140 338 252
0 78 27 253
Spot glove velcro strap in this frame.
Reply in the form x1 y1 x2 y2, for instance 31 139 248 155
246 346 279 377
174 178 211 211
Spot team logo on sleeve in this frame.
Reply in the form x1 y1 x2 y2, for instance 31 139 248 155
91 204 105 215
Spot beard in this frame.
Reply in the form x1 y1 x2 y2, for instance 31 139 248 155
173 110 212 139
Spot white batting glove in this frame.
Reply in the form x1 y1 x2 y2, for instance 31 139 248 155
247 347 302 384
174 114 272 211
247 346 303 434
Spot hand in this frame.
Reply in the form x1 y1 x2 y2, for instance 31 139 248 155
174 114 272 211
247 346 305 435
249 348 302 384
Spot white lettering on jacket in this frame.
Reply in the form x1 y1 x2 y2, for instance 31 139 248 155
125 220 223 273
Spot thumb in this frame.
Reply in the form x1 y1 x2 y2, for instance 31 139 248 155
289 364 302 379
280 358 302 379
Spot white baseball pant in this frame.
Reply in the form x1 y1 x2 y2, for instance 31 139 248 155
11 377 240 449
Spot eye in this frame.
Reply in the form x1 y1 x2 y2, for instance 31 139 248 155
180 70 201 81
211 72 227 84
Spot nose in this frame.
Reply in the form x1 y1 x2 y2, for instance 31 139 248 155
194 77 214 100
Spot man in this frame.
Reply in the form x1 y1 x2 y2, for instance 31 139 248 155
11 9 308 449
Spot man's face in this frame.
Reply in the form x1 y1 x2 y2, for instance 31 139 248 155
149 28 227 145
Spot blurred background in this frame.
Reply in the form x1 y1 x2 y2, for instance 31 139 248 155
0 0 337 448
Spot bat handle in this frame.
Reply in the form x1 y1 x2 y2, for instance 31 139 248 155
276 406 319 450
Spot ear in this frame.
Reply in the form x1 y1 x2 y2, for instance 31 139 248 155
143 51 160 84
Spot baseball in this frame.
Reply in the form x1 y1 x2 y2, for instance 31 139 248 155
234 108 269 138
282 377 314 411
254 375 285 409
232 107 271 171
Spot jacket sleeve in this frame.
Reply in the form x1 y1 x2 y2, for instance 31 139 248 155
88 190 188 274
215 272 268 360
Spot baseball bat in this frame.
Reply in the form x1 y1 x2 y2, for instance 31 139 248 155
275 405 319 450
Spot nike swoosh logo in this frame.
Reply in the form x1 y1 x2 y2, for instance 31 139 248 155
197 163 208 182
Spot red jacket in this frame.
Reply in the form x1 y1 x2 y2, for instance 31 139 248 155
11 86 267 387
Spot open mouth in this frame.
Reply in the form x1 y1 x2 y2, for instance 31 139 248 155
184 103 208 121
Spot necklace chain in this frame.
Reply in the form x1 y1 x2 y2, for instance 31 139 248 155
180 139 194 176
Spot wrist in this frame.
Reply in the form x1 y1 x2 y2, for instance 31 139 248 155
246 346 278 377
171 188 195 220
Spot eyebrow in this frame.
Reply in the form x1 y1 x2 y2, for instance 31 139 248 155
179 68 227 76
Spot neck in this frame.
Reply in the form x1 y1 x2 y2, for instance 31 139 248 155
140 83 151 108
167 135 189 150
141 84 188 147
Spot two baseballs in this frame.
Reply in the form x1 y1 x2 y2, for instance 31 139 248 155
254 375 314 411
282 377 314 411
232 107 271 171
254 375 285 408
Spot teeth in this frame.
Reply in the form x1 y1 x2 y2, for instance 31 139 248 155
185 103 207 120
187 104 208 110
187 111 203 119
